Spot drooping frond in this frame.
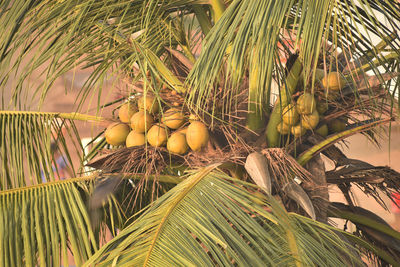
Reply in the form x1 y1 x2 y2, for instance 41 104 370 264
0 0 201 110
85 164 364 266
0 171 177 267
0 176 98 267
187 0 400 121
0 111 100 189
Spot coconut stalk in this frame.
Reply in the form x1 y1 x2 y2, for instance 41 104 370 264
246 57 267 131
347 52 399 78
0 111 104 122
265 58 303 147
209 0 226 22
328 203 400 242
342 31 398 73
296 118 393 166
192 5 211 36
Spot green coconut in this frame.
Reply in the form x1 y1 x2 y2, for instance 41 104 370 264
315 124 328 137
276 122 291 135
328 119 346 134
282 104 299 126
301 110 320 130
322 72 345 91
291 124 306 138
297 93 317 115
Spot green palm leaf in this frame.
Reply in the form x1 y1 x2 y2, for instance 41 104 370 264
0 111 103 189
187 0 400 123
0 0 200 110
85 164 363 266
0 176 98 267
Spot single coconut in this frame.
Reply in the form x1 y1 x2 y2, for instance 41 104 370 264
147 124 168 147
316 101 329 114
301 110 320 130
161 108 185 129
105 123 130 146
186 121 209 152
328 119 346 133
315 124 328 137
276 122 291 135
167 132 189 155
282 104 299 126
126 131 146 147
291 124 306 138
130 111 154 133
119 101 137 123
296 93 316 115
137 95 159 114
322 72 345 91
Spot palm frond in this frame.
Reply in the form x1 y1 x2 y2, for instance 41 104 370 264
0 176 98 267
0 0 201 110
0 111 101 189
187 0 400 122
85 164 363 266
0 171 176 266
296 117 393 166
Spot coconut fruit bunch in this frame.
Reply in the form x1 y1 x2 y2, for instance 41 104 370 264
276 71 347 139
104 94 209 155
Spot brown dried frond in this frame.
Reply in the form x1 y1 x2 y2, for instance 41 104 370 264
327 166 400 211
261 148 313 186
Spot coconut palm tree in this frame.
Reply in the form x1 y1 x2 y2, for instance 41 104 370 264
1 0 400 266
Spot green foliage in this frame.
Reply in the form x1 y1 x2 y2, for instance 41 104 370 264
85 165 362 266
0 111 84 189
0 177 97 267
0 0 400 266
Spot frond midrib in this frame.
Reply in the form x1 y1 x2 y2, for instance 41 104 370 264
142 163 221 266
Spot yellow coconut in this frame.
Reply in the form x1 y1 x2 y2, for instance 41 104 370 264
296 93 316 115
126 131 146 147
130 111 154 133
161 108 185 129
118 102 137 123
276 122 291 135
167 132 189 155
328 119 346 133
186 121 209 152
316 101 329 114
105 123 130 146
282 104 299 126
315 124 328 137
147 124 168 147
291 124 306 138
137 95 159 114
301 110 320 130
322 72 345 91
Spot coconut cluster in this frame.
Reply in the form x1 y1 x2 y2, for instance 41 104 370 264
104 94 209 155
277 71 347 138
